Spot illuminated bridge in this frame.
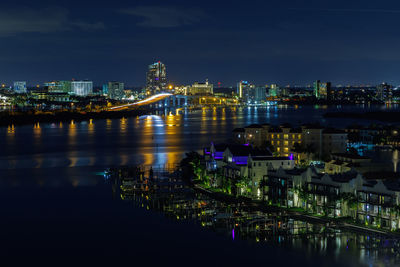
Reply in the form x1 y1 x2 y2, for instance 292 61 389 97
109 93 188 111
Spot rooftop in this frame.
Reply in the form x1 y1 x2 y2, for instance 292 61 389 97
323 128 347 134
363 171 400 180
245 124 262 129
332 153 370 160
329 171 359 183
232 128 245 133
302 123 324 129
226 144 272 157
251 156 290 161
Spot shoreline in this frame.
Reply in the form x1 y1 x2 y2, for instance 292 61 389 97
0 108 149 127
193 183 399 238
324 110 400 123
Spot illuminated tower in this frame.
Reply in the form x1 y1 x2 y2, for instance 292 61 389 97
107 81 125 100
314 80 320 98
146 61 167 95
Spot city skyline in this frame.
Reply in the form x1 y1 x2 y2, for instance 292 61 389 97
1 64 399 89
1 1 400 86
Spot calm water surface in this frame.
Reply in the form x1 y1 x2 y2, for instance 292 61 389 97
0 105 399 266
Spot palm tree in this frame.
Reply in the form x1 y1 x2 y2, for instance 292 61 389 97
298 186 310 212
340 192 358 219
259 176 268 202
235 176 250 197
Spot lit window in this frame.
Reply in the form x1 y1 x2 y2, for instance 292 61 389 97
284 134 289 139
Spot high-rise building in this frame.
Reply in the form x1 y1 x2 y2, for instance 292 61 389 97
376 82 393 101
314 80 320 98
107 81 125 100
102 84 108 95
268 84 279 97
253 86 266 104
314 80 331 100
237 81 256 102
71 81 93 96
237 80 251 98
237 81 266 104
146 61 167 95
13 81 27 93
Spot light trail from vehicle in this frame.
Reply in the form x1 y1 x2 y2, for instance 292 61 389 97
109 93 173 111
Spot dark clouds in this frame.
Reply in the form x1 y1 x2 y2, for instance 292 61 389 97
0 7 104 36
0 0 399 86
119 6 206 28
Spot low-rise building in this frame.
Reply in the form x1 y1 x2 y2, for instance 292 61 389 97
201 142 400 230
188 80 213 95
30 90 70 102
13 81 27 93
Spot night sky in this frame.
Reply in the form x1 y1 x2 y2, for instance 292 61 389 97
1 0 399 86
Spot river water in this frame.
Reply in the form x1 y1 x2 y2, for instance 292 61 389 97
0 105 399 266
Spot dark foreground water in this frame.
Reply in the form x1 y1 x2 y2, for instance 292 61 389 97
0 105 399 266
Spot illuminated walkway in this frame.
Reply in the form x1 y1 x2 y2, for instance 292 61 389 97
109 93 173 111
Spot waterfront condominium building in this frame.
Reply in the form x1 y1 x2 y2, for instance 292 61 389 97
233 123 347 160
107 81 125 100
146 61 167 95
71 81 93 96
13 81 27 93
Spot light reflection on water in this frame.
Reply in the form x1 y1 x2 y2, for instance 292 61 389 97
0 105 398 171
0 105 400 265
121 186 400 266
